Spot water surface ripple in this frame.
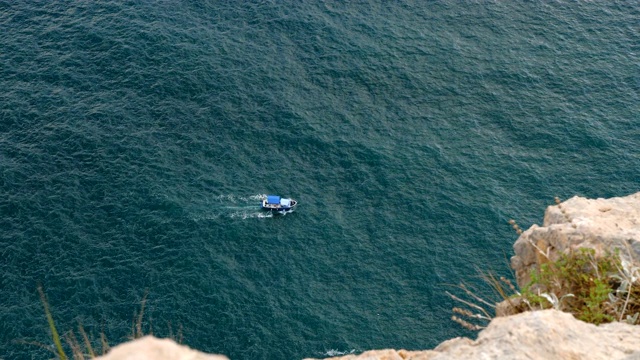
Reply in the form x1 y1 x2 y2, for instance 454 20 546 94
1 2 639 359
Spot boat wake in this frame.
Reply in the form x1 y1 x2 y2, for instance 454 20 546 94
189 194 272 221
322 349 356 357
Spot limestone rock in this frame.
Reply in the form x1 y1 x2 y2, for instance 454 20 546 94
307 309 640 360
97 193 640 360
511 192 640 288
96 336 228 360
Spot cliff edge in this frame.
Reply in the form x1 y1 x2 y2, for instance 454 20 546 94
511 192 640 289
97 192 640 360
306 309 640 360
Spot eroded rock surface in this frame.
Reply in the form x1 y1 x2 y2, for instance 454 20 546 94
310 192 640 360
96 336 228 360
306 309 640 360
511 192 640 288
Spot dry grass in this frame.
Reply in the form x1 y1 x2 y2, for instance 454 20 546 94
446 274 520 330
449 202 640 330
38 285 67 360
29 287 179 360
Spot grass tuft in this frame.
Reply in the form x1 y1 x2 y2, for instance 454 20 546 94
78 323 96 359
450 200 640 330
38 285 68 360
30 287 181 359
132 290 149 340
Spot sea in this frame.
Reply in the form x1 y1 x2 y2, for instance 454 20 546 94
1 1 639 359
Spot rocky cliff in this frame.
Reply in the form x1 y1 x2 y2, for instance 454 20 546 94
98 308 640 360
96 336 228 360
97 192 640 360
511 192 640 289
305 309 640 360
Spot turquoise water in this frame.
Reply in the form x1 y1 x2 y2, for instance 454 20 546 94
1 2 639 359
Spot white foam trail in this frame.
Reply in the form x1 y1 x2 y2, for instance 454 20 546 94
189 194 274 221
249 194 267 200
211 194 266 202
323 349 356 357
229 211 273 219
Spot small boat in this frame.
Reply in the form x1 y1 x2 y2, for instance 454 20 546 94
262 195 297 212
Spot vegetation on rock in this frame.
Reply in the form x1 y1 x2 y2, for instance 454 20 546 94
521 248 629 325
32 287 180 360
450 216 640 330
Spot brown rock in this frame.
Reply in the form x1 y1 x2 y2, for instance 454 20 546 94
96 336 228 360
511 192 640 288
308 310 640 360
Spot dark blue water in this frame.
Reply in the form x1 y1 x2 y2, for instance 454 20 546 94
2 2 639 359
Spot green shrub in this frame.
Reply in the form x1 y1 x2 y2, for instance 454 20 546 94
450 246 640 329
521 248 618 324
